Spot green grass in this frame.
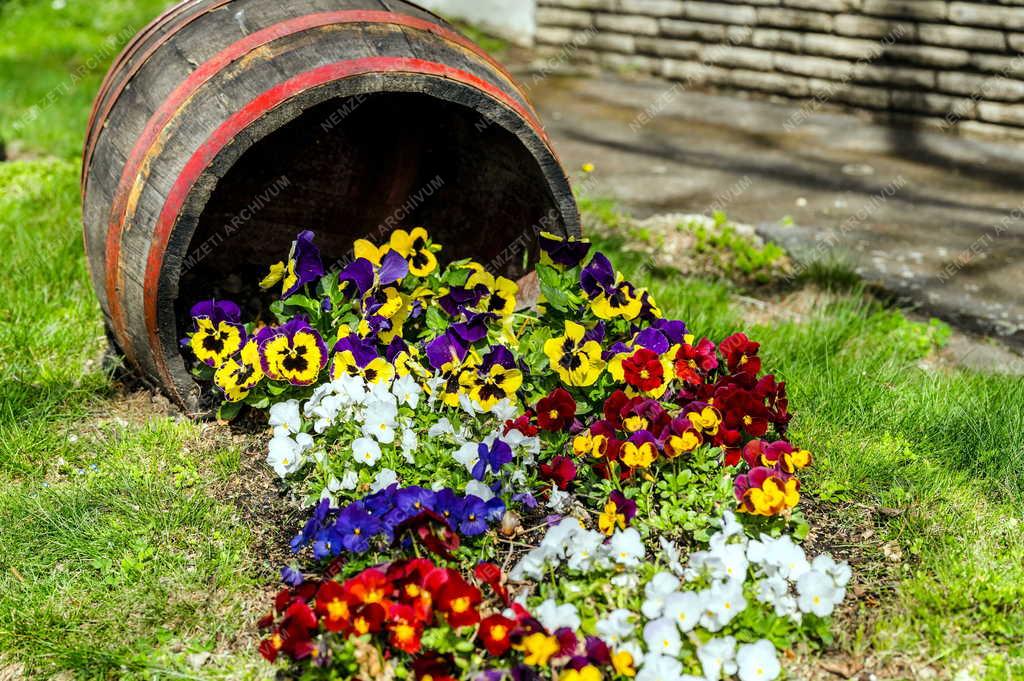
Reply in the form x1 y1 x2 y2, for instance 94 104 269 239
0 159 274 679
0 0 172 159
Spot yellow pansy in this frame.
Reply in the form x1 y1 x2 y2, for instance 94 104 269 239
353 238 385 266
213 338 264 402
467 269 519 318
386 227 437 276
460 364 523 411
259 261 286 290
543 321 606 387
519 633 560 666
189 317 244 368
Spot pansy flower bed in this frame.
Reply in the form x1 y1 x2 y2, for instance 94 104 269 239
184 226 849 681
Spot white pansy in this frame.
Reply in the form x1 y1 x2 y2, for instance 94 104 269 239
685 550 725 581
717 543 750 583
595 609 636 645
610 528 645 567
269 400 302 435
427 417 454 438
663 590 702 633
491 398 520 421
659 537 684 575
453 442 480 472
701 580 747 631
643 618 682 657
796 570 839 616
331 374 368 404
736 640 781 681
812 553 852 588
392 373 421 408
367 380 397 406
309 394 347 432
755 574 800 620
540 517 582 556
611 572 641 589
509 550 547 580
352 437 382 466
697 636 737 681
567 529 607 572
747 534 809 581
303 384 334 416
636 653 683 681
267 433 307 478
362 399 397 444
371 468 399 492
339 470 359 490
465 479 494 501
400 426 418 463
547 488 572 513
718 510 746 541
535 599 581 632
642 572 681 619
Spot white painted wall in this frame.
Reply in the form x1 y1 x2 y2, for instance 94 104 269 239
417 0 536 47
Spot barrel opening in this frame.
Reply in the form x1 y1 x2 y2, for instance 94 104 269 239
176 91 561 345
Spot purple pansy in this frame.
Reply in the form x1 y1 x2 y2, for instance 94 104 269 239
580 252 615 298
283 230 325 298
538 231 591 268
425 331 468 370
334 503 383 554
472 439 514 481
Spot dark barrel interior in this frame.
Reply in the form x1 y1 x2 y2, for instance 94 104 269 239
176 91 561 338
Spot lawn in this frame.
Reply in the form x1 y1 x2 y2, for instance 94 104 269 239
1 1 1022 679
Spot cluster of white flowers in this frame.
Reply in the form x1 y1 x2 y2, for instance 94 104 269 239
747 534 851 620
519 512 851 681
264 374 546 506
263 374 424 491
266 400 313 478
509 518 645 580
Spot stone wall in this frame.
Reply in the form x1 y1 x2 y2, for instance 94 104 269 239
534 0 1024 138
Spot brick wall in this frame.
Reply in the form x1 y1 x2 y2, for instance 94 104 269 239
535 0 1024 139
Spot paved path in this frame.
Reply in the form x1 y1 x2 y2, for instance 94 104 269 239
519 68 1024 352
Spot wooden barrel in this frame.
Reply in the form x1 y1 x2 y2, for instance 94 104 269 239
81 0 580 411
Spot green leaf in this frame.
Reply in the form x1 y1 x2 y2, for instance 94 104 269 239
536 263 571 311
216 401 242 422
425 305 448 334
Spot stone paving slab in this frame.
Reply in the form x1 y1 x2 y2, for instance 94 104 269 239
518 68 1024 351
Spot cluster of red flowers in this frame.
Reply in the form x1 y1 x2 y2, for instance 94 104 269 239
511 332 808 518
258 559 614 676
260 559 484 662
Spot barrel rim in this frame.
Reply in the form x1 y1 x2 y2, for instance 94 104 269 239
101 11 557 370
141 63 579 408
80 1 532 199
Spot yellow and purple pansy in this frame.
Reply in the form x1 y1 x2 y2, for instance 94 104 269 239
543 321 606 387
538 230 591 269
260 230 324 299
460 346 523 410
258 317 328 386
580 252 643 321
386 227 438 277
330 334 395 384
338 250 409 300
466 269 518 318
185 299 246 368
214 337 264 402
